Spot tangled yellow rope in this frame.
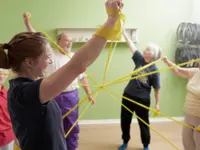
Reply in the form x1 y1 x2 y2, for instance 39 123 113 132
1 9 200 150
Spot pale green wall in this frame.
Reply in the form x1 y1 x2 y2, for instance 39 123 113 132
0 0 192 119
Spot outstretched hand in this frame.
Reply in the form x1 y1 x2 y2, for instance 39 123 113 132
105 0 124 16
23 12 31 22
155 104 160 112
153 104 160 117
89 96 95 104
161 56 168 63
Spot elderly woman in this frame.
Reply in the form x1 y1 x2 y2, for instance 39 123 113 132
119 31 161 150
162 57 200 150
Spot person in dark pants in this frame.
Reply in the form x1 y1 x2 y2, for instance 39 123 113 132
118 31 161 150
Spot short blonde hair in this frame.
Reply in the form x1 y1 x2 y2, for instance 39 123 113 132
145 42 161 60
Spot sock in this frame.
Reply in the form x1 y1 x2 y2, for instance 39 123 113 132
144 146 149 150
118 143 128 150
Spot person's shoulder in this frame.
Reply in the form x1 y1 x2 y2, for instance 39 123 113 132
8 78 30 104
132 50 143 59
9 77 42 93
9 77 33 86
8 78 43 106
133 50 141 55
9 77 29 92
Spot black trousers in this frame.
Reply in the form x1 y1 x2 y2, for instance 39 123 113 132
120 92 150 147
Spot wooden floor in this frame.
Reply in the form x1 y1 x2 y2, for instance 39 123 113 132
78 122 183 150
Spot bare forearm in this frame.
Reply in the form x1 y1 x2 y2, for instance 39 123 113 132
123 31 137 53
154 89 159 105
24 21 35 32
165 60 181 75
80 77 91 95
165 60 191 78
73 36 106 69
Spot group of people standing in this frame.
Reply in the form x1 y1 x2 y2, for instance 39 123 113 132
0 1 200 150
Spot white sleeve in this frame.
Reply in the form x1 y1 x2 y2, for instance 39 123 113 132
69 52 86 80
79 72 86 80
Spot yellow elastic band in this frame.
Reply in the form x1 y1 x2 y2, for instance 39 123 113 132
14 144 20 150
116 58 200 85
106 8 119 16
106 88 200 131
62 88 100 119
94 10 125 41
65 89 101 138
153 111 159 117
105 58 161 87
134 113 179 150
104 89 180 150
196 127 200 131
102 42 113 85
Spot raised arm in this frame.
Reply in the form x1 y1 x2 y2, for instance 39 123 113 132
123 30 137 53
23 13 56 76
23 12 36 32
162 57 198 79
40 0 124 103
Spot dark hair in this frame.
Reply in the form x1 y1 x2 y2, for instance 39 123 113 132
0 32 49 73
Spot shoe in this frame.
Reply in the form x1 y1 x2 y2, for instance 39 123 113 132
144 146 149 150
118 143 128 150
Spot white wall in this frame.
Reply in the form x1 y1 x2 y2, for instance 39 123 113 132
191 0 200 23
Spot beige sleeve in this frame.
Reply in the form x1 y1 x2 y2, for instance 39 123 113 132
188 68 199 76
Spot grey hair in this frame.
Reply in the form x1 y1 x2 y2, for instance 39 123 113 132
145 42 161 60
56 32 68 43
